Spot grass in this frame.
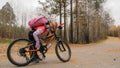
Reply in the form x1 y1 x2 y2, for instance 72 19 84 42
0 38 13 43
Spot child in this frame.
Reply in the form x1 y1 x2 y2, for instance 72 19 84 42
28 16 49 62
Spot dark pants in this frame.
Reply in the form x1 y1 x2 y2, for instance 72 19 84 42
28 30 39 59
28 30 35 43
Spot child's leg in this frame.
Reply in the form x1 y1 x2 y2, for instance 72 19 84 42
33 29 43 48
28 30 35 43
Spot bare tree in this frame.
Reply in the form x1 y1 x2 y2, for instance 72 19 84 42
69 0 73 43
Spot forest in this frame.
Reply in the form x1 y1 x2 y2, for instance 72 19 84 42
0 0 120 44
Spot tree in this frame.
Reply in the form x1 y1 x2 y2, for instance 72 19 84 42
63 0 68 42
0 2 15 25
0 2 16 38
69 0 73 43
76 0 79 43
59 0 63 37
0 2 29 39
37 0 113 44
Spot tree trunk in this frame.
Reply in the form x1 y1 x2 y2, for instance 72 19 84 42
76 0 79 43
59 0 62 37
63 0 68 42
70 0 73 43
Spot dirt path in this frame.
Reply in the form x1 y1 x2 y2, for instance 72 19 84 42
1 37 120 68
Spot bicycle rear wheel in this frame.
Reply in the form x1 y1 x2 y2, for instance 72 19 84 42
55 40 71 62
7 39 34 66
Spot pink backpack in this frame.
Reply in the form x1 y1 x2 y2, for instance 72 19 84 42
28 16 47 28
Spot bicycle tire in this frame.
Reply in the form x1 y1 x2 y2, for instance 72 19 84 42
7 39 33 66
55 40 71 62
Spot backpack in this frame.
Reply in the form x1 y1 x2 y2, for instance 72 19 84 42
28 16 48 28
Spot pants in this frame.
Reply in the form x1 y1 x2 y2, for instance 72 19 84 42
28 28 43 47
28 30 39 59
28 30 36 44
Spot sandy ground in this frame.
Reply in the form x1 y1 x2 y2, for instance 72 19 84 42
0 37 120 68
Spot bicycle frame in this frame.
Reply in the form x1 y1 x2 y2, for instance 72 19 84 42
27 22 63 53
41 34 55 45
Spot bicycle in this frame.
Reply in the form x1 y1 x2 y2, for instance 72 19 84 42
7 22 71 66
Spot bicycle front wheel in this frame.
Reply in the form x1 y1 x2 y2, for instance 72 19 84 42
7 39 34 66
55 40 71 62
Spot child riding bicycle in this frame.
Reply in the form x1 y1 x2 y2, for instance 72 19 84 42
28 16 53 62
7 16 71 66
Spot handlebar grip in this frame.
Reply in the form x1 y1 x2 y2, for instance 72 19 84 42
58 26 62 29
46 21 50 25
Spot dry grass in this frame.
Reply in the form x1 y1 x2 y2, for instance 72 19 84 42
0 43 8 60
105 49 120 53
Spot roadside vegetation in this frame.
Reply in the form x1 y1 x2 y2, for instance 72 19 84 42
0 0 116 44
0 38 13 43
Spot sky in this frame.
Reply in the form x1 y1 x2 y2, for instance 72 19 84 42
0 0 120 26
0 0 45 26
104 0 120 26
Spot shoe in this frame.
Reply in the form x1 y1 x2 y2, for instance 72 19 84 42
31 57 42 63
34 58 40 63
31 53 42 63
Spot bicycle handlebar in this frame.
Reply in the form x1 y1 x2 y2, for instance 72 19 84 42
46 22 64 33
